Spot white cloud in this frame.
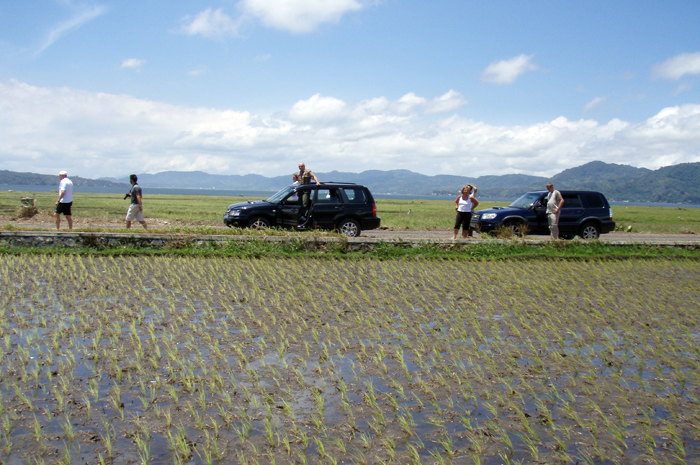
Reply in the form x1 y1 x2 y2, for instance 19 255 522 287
181 0 368 38
36 4 107 54
583 96 606 112
673 83 693 95
425 90 468 114
121 58 145 70
240 0 364 33
287 94 347 123
1 80 700 179
481 54 538 85
188 67 207 76
652 52 700 80
179 8 243 39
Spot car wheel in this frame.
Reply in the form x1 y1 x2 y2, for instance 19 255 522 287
579 222 600 239
504 220 524 237
247 217 271 230
338 218 361 237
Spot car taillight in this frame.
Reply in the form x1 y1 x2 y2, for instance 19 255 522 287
372 203 377 216
609 207 613 220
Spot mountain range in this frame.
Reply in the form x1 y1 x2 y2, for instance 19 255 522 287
3 161 699 204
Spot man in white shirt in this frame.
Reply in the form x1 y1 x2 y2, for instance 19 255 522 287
55 170 74 230
546 183 564 239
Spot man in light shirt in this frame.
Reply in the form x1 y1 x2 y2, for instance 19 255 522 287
55 170 74 230
546 183 564 239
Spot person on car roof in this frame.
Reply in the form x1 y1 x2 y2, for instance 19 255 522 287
297 162 320 228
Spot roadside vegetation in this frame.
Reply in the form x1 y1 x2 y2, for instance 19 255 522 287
1 190 699 234
2 240 700 260
1 255 698 464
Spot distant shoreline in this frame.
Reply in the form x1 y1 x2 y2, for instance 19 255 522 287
2 184 699 208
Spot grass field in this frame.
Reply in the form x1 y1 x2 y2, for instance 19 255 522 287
1 255 698 464
1 190 699 234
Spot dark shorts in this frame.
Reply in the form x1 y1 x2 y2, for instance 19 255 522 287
55 202 72 216
454 211 471 229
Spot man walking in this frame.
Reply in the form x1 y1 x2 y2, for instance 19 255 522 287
125 174 148 230
297 162 320 228
546 183 564 239
55 170 73 230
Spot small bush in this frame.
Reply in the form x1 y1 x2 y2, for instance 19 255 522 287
490 222 529 239
17 205 38 218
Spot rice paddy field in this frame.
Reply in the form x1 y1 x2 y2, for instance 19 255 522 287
1 255 699 464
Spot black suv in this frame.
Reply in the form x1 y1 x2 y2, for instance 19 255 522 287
471 190 615 239
223 182 381 237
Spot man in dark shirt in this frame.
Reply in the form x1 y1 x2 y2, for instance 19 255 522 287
297 162 320 228
125 174 148 230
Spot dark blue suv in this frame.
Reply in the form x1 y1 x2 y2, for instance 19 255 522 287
471 190 615 239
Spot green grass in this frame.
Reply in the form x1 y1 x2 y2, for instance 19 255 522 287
2 190 700 234
2 239 699 260
0 190 244 222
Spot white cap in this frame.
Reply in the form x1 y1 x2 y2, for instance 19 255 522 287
59 170 68 176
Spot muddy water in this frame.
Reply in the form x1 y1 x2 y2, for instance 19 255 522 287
1 255 698 464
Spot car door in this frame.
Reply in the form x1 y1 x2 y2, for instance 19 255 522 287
277 191 300 227
558 193 586 234
530 194 550 234
311 188 344 229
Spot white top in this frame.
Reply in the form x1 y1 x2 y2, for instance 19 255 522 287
547 190 562 214
289 181 299 201
457 195 473 212
59 178 73 203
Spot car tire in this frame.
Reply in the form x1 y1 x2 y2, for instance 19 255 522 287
504 220 524 237
579 222 600 239
247 217 271 230
338 218 361 237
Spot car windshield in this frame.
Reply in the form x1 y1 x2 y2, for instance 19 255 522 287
509 192 542 209
266 186 297 204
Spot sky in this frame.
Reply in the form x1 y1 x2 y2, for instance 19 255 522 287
1 0 700 180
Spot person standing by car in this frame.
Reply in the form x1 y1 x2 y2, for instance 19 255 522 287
297 162 320 228
289 173 300 203
453 185 478 239
125 174 148 230
55 170 74 230
546 183 564 239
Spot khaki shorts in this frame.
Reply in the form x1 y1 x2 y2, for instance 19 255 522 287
125 204 144 222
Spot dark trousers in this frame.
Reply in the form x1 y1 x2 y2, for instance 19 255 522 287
298 192 312 226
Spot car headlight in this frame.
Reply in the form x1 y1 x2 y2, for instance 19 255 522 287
481 213 497 220
229 210 241 217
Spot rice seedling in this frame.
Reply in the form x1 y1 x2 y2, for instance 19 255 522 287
1 255 699 464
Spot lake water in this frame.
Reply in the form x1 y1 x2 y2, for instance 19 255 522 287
2 184 698 208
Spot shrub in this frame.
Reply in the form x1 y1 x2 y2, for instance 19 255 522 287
17 205 38 218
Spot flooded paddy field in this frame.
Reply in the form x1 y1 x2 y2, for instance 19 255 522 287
1 255 699 464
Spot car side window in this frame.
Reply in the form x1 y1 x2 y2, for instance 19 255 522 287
284 192 299 205
316 189 341 204
562 194 583 208
583 193 605 208
344 188 366 204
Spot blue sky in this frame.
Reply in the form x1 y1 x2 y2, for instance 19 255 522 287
1 0 699 179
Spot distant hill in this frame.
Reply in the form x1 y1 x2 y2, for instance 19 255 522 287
544 161 700 203
0 170 128 188
5 161 700 203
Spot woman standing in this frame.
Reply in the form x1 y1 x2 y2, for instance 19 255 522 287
453 185 479 239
